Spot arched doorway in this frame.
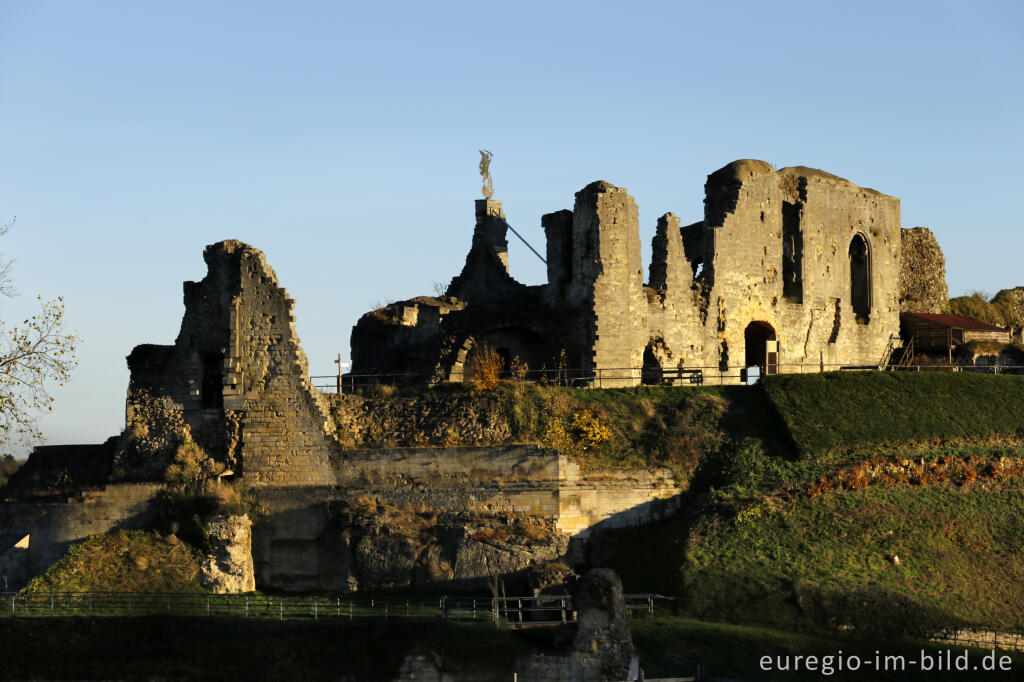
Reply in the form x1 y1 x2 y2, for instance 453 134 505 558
641 345 663 386
744 322 778 380
849 234 871 323
200 352 224 408
450 327 555 383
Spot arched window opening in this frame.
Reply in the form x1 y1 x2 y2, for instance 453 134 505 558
781 202 803 302
849 235 871 323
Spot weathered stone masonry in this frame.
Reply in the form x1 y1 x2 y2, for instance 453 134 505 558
352 160 944 385
120 240 338 486
1 240 681 590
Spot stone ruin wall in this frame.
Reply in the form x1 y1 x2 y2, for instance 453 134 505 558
689 162 902 374
546 161 902 382
119 241 339 487
900 226 949 314
352 159 916 386
227 245 338 486
0 483 161 588
253 446 680 590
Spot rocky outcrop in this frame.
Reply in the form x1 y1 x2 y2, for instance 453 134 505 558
329 390 512 448
324 499 568 591
200 514 255 593
900 227 948 314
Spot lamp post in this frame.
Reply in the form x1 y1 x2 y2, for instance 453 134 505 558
333 354 350 394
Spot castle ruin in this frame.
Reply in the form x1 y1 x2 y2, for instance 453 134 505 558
351 159 944 386
0 159 949 592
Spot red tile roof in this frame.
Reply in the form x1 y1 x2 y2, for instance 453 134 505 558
902 313 1008 332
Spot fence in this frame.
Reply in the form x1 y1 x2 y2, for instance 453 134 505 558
5 591 1023 653
0 592 501 624
311 362 1024 393
0 592 660 627
0 592 667 626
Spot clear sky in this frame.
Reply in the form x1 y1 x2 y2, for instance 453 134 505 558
0 0 1021 455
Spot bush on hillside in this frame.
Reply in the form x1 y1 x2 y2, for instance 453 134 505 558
946 290 1023 329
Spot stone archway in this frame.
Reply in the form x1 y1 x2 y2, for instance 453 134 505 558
449 327 555 383
744 321 778 376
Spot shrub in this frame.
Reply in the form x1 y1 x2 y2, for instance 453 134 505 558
164 438 206 496
467 344 503 391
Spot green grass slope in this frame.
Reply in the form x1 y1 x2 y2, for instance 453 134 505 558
22 529 203 593
761 372 1024 455
683 482 1024 632
601 372 1024 634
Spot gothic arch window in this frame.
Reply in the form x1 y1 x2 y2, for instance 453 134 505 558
849 234 871 323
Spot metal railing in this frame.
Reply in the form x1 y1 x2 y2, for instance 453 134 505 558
0 592 502 623
5 591 1022 652
0 591 657 628
312 361 1024 393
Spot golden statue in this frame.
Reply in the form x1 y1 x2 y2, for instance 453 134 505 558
479 149 494 199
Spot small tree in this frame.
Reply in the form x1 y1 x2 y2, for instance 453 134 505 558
0 218 79 447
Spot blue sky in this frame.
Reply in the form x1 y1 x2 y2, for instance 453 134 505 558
0 0 1021 454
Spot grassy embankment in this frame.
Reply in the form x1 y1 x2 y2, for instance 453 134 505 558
605 372 1024 633
21 529 204 593
632 614 1024 681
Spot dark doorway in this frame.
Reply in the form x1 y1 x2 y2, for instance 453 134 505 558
641 345 663 386
201 353 224 408
849 235 871 323
744 321 778 377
